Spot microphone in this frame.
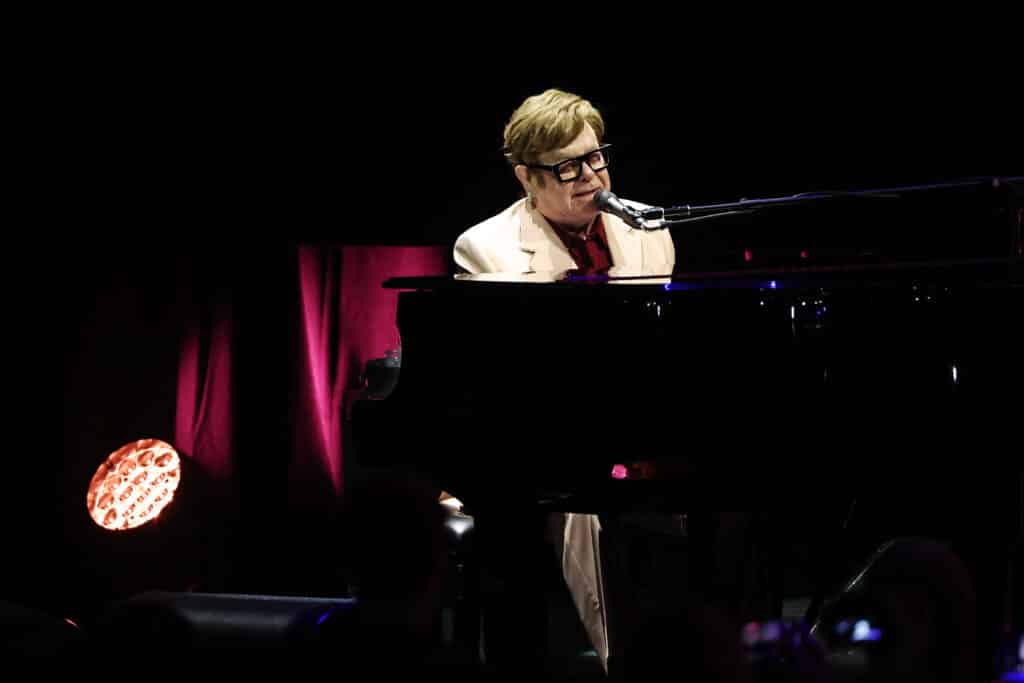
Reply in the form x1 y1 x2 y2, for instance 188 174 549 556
593 189 657 230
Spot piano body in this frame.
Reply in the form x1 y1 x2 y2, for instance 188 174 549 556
350 178 1023 674
354 266 1023 517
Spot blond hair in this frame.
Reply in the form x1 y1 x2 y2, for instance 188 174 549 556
503 89 605 180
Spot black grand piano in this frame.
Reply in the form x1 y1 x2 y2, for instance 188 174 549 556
352 177 1023 677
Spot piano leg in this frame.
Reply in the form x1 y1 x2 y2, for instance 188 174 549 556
470 504 558 675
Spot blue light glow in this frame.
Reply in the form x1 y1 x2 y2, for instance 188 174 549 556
852 620 870 640
852 619 882 642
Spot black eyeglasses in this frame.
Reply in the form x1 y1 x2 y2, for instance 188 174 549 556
523 144 612 183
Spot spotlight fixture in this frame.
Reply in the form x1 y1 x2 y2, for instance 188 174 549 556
86 439 182 531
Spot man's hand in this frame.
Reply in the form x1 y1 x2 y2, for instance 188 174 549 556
438 490 463 511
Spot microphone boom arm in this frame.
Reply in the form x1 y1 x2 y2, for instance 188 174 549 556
635 176 1023 230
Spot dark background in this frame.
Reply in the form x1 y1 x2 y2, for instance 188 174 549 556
38 36 1021 252
12 28 1021 633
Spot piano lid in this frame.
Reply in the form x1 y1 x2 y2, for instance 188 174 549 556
385 256 1022 292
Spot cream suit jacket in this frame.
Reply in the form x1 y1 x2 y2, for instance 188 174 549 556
454 197 675 276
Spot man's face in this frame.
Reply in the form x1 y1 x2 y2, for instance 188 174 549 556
521 123 610 231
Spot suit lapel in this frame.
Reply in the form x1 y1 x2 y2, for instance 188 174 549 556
515 203 647 273
604 216 643 270
519 202 577 273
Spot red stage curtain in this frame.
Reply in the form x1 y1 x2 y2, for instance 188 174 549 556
292 245 448 499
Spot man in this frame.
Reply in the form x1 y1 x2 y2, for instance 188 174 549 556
452 88 675 672
454 88 674 276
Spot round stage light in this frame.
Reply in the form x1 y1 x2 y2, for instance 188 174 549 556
86 439 182 531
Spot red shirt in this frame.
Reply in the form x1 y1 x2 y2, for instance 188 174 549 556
548 215 613 274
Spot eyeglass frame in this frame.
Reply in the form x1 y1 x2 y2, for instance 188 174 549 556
520 144 612 183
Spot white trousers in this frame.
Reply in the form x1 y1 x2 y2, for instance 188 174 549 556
553 512 610 671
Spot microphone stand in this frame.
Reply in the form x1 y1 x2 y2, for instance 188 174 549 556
635 175 1024 230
